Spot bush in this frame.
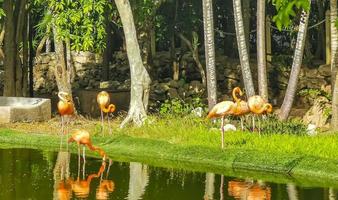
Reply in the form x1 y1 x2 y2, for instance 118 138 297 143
159 97 206 116
259 115 307 135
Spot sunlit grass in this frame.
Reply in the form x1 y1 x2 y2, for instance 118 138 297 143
1 114 338 186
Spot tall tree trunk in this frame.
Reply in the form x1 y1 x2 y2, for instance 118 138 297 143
22 9 29 97
3 0 27 97
53 24 73 99
3 0 16 96
278 3 311 120
233 0 255 97
0 28 5 59
15 0 27 97
115 0 151 127
242 0 250 57
28 12 34 97
202 0 218 109
315 0 325 59
102 2 113 81
170 0 179 81
257 0 268 100
330 0 338 131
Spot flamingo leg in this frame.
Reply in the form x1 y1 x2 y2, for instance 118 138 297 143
221 116 225 149
77 144 81 179
252 115 255 132
258 117 261 135
101 110 104 134
240 117 244 131
83 146 86 163
107 113 112 135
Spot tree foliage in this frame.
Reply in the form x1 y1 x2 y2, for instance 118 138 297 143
271 0 310 30
34 0 110 53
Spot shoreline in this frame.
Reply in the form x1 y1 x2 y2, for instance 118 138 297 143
0 128 338 189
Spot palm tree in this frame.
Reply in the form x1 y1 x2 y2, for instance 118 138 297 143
257 0 268 100
114 0 151 127
330 0 338 131
233 0 255 97
202 0 217 109
278 1 311 120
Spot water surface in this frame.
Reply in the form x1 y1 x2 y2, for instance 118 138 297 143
0 148 337 200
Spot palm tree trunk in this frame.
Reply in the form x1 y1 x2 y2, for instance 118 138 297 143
315 0 325 59
257 0 268 101
115 0 151 128
233 0 255 97
202 0 218 109
242 0 251 57
278 2 311 120
330 0 338 130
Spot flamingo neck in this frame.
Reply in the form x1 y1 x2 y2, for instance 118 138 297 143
86 143 97 151
254 103 271 114
58 91 69 102
232 87 243 103
100 104 115 113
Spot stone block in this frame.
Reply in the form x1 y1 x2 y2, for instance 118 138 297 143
0 97 51 123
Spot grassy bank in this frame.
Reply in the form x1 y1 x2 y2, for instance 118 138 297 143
1 116 338 188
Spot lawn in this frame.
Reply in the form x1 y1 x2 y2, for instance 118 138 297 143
0 115 338 188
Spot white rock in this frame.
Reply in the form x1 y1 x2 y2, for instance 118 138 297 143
220 124 237 132
191 107 203 117
306 123 317 136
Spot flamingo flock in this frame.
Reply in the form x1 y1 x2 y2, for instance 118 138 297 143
207 87 273 148
52 87 273 199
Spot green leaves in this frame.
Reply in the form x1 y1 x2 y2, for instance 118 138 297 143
49 0 109 53
271 0 310 31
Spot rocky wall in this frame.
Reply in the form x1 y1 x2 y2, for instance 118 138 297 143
1 50 332 110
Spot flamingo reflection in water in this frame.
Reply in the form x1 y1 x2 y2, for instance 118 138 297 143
71 161 106 199
228 180 271 200
96 159 115 200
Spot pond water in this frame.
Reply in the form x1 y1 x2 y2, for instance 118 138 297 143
0 148 337 200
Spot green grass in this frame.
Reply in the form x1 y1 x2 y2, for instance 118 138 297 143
1 116 338 188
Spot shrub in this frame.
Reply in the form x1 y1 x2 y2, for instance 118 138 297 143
159 97 206 116
259 115 307 135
